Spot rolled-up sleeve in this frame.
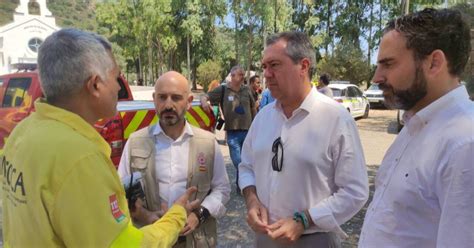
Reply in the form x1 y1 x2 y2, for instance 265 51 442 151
309 116 369 236
201 141 231 218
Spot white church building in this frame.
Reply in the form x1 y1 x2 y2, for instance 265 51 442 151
0 0 60 74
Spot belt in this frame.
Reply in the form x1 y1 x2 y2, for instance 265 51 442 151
301 232 327 237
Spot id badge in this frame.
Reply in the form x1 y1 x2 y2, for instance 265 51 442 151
228 95 234 101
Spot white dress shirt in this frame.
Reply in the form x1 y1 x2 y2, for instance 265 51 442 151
118 122 231 218
359 85 474 248
239 88 369 237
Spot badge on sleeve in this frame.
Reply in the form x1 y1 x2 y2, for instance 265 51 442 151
197 152 207 172
109 194 126 223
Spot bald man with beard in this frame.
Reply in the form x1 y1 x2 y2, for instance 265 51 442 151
118 71 231 247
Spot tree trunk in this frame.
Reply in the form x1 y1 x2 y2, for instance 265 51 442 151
234 0 240 64
187 35 191 81
367 0 374 67
138 56 144 86
326 0 332 55
192 50 197 91
147 36 153 86
247 20 254 84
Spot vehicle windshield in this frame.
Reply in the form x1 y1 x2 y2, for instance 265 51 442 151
331 88 342 97
368 84 380 90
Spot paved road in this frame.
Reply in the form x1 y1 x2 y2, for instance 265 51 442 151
216 109 398 247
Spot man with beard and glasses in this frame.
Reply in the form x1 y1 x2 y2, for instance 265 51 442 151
359 8 473 248
118 71 230 247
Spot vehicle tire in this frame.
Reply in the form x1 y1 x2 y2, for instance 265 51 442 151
363 105 369 118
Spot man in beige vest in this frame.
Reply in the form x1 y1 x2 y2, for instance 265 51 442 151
118 71 231 247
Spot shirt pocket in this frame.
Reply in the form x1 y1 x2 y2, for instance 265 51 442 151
130 148 152 170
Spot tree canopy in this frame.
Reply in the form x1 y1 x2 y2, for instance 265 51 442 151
1 0 472 87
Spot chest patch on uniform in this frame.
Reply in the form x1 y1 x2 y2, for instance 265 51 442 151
109 194 125 223
197 152 207 172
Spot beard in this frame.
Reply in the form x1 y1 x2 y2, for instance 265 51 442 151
159 109 185 126
379 65 428 110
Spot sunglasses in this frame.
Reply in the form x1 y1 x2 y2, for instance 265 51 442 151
272 137 283 172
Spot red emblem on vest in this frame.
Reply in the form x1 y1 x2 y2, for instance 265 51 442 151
198 152 207 172
109 194 125 223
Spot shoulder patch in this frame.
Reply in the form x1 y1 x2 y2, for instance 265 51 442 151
109 194 126 223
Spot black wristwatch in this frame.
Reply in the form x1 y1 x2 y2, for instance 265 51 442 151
193 206 210 224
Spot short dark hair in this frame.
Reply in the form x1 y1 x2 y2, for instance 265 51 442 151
266 31 316 78
249 75 260 84
384 8 471 76
319 74 330 86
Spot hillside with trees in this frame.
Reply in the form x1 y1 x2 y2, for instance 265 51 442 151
0 0 98 31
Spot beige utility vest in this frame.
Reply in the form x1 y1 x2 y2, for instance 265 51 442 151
126 125 217 247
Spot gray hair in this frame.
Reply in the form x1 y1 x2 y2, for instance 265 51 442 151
230 65 244 74
38 28 113 101
266 31 316 78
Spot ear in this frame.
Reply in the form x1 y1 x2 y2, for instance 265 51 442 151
187 94 194 110
84 74 101 98
425 49 446 77
300 58 310 76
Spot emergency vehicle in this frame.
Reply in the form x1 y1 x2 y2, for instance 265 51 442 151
328 83 370 119
0 70 216 166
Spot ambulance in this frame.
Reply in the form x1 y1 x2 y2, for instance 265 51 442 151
0 70 215 166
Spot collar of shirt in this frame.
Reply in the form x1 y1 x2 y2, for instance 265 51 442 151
405 85 468 136
34 99 111 157
273 87 316 119
151 121 194 142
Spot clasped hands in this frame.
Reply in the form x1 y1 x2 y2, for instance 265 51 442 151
246 198 305 245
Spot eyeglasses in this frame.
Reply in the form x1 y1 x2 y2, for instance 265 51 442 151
272 137 283 172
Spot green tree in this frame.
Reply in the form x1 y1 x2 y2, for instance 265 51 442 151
197 60 222 91
318 43 371 86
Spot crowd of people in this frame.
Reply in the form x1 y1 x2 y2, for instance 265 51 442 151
1 7 472 248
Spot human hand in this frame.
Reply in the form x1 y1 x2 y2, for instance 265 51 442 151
200 97 212 113
246 198 269 234
174 186 200 214
131 198 162 225
180 211 200 236
267 217 305 245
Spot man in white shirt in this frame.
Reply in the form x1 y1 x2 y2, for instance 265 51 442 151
118 71 231 247
359 8 473 248
317 73 333 98
239 31 369 247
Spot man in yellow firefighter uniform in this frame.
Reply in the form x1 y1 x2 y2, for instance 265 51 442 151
1 28 198 247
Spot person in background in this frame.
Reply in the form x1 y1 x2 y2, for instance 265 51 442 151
1 28 198 247
239 31 368 247
249 75 262 109
317 73 333 98
118 71 230 247
259 88 275 110
200 65 256 194
207 79 220 93
359 8 473 247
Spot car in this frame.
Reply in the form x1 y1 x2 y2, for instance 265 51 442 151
328 83 370 119
364 83 385 107
397 109 405 132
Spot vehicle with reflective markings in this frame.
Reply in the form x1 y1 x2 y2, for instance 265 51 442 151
0 70 215 166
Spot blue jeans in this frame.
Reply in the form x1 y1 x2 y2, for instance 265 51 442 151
226 130 248 186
